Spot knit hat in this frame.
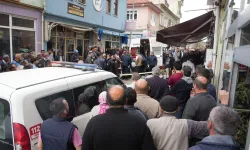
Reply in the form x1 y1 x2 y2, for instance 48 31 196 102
152 66 160 76
160 96 178 113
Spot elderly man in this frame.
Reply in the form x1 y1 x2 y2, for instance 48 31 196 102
182 76 216 121
38 98 82 150
12 54 23 67
146 67 169 101
134 79 161 119
0 54 10 72
82 85 156 150
189 92 241 150
148 52 157 71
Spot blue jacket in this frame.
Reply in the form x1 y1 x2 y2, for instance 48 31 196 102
189 135 240 150
121 55 132 67
208 84 217 100
148 55 157 66
124 105 148 121
41 116 76 150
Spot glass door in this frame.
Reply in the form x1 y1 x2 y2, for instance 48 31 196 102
77 39 83 56
66 39 75 62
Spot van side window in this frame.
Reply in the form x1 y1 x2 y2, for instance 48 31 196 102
73 81 106 116
106 77 124 89
35 90 75 121
0 99 13 150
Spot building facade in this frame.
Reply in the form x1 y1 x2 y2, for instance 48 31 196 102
44 0 127 61
167 0 183 19
126 0 162 38
0 0 43 61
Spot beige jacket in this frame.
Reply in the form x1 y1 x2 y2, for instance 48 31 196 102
136 54 142 66
147 115 189 150
135 94 161 119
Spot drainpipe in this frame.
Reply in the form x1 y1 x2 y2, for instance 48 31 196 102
42 0 46 51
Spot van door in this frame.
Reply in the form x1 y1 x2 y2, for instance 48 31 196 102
10 79 70 150
65 73 102 135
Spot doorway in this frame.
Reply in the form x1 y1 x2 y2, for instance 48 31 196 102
66 39 74 62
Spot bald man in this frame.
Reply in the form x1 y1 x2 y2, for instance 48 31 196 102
82 85 157 150
134 79 161 119
12 54 23 67
182 76 217 121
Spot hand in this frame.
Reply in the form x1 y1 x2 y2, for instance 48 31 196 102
219 90 229 105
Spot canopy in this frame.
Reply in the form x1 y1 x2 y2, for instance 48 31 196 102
156 11 214 46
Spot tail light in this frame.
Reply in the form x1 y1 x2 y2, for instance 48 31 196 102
13 123 31 150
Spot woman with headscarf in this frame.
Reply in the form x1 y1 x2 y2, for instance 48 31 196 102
89 91 109 119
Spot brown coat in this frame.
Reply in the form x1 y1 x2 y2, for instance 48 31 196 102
136 54 142 66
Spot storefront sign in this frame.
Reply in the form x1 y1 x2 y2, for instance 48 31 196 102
68 3 84 17
93 0 103 12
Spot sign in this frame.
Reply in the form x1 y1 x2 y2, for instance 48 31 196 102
29 124 41 140
126 21 136 31
93 0 103 12
68 3 84 17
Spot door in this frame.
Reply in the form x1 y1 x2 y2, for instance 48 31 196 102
66 39 75 62
105 41 111 50
77 39 83 57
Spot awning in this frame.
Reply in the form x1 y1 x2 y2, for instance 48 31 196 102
156 11 214 46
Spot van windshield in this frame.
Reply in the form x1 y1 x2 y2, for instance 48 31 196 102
0 99 13 149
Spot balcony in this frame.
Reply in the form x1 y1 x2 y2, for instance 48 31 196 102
160 0 169 8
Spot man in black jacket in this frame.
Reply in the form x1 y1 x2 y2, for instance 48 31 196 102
82 85 156 150
169 66 193 118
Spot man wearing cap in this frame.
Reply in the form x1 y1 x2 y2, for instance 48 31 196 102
146 66 169 101
71 49 80 63
0 54 10 72
82 85 157 150
38 98 82 150
147 91 230 150
85 51 94 64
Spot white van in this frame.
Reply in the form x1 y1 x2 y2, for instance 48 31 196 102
129 37 168 66
0 65 125 150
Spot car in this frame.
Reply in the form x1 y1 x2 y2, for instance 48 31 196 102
0 63 125 150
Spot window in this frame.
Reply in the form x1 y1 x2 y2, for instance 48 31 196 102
35 90 75 121
12 17 34 28
160 14 164 26
105 77 124 89
0 99 13 150
240 23 250 46
114 0 118 16
106 0 111 14
0 14 9 26
127 10 137 20
0 28 10 57
168 19 173 27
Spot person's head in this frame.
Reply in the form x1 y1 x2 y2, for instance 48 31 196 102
88 51 93 57
23 64 33 69
125 87 137 106
168 52 173 57
21 60 29 66
107 85 125 107
197 67 210 81
182 66 192 77
8 64 17 71
123 50 127 55
193 76 208 94
49 98 69 117
152 66 160 76
111 55 115 60
151 52 154 56
208 106 240 136
98 91 107 105
160 96 179 115
48 49 53 54
135 79 150 94
3 54 10 62
132 72 140 81
88 46 91 50
173 62 182 71
15 54 22 61
41 50 46 56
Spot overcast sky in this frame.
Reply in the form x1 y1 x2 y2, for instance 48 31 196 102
181 0 242 23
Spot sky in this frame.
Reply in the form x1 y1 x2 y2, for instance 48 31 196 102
181 0 242 23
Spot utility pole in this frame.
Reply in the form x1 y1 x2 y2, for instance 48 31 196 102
129 0 135 50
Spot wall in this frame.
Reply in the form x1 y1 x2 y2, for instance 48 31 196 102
127 6 149 30
147 7 160 32
167 0 180 17
45 0 127 32
20 0 44 8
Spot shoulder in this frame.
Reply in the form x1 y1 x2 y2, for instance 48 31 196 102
147 118 160 126
189 145 201 150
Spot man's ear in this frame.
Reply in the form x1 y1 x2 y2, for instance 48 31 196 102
208 120 213 130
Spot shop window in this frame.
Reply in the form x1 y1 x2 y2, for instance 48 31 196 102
84 31 90 39
114 0 118 16
106 0 111 14
0 14 9 26
12 29 35 54
240 23 250 46
78 0 86 4
0 28 10 57
12 17 34 28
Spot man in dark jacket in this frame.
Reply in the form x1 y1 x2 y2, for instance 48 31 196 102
106 55 116 75
124 87 148 121
0 54 10 72
146 66 169 101
169 66 193 118
82 85 157 150
85 51 94 64
121 50 132 74
71 50 79 63
148 52 157 71
38 98 82 150
190 101 240 150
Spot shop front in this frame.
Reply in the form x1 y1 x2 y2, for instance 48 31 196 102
0 1 42 61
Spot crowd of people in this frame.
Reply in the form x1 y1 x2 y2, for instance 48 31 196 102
37 58 241 150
